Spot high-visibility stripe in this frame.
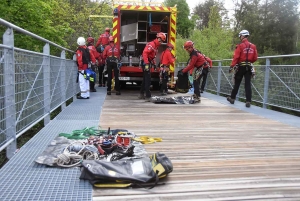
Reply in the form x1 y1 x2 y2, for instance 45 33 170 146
112 17 119 44
117 5 171 12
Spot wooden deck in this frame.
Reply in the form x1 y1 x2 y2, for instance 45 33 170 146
94 91 300 201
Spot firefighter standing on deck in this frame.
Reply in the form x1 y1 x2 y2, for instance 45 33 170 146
87 37 99 92
97 48 106 87
180 41 207 103
227 30 258 108
138 32 166 101
103 36 121 95
159 43 175 95
76 37 96 99
95 27 111 49
198 53 212 93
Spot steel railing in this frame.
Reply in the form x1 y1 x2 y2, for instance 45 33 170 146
0 18 79 158
175 54 300 112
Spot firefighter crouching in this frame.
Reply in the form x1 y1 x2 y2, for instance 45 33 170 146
159 43 176 95
179 41 207 103
227 29 258 108
87 37 99 92
139 32 166 101
76 37 96 99
103 36 121 95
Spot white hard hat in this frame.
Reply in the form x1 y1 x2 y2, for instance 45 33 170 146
238 30 250 37
77 37 86 46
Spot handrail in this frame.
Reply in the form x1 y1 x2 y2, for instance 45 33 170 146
0 18 74 53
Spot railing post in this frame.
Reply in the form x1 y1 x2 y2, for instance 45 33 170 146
43 43 50 126
60 50 66 110
217 61 222 95
263 58 270 108
73 54 78 98
3 28 17 159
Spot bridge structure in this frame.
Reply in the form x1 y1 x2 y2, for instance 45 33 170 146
0 18 300 200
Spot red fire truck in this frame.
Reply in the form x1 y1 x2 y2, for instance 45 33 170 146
111 1 177 89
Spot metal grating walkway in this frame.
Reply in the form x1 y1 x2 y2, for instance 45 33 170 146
0 88 106 201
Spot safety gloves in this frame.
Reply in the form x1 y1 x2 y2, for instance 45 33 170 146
229 66 234 73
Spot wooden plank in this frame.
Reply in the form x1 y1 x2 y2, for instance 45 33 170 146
94 91 300 200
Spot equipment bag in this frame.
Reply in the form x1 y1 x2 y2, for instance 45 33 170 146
150 152 173 178
176 71 189 93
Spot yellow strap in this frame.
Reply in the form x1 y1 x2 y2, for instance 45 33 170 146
94 183 132 188
132 136 163 144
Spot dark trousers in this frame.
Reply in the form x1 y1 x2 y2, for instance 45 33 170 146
160 71 168 93
193 76 201 97
98 64 106 85
139 66 151 98
107 61 120 92
200 68 209 91
230 66 252 102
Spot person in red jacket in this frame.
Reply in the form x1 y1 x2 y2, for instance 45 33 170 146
97 51 107 87
139 32 166 101
198 52 212 93
87 37 100 92
95 27 110 49
103 36 121 95
76 37 96 99
180 41 207 103
159 43 175 95
227 30 258 108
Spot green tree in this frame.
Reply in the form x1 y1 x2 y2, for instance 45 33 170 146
164 0 194 38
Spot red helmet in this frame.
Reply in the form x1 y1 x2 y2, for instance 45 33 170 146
87 37 94 43
156 32 166 41
105 27 110 32
167 43 174 49
183 41 194 50
109 36 114 42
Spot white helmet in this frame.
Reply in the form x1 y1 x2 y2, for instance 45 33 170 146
77 37 86 46
238 30 250 37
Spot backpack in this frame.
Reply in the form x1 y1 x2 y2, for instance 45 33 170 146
79 152 173 188
175 70 189 93
77 47 91 65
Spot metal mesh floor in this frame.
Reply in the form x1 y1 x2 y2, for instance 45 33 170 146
0 88 106 201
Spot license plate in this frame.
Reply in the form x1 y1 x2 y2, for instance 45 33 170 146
119 77 130 81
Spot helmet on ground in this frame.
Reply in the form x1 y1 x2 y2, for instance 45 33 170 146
105 27 110 32
109 36 114 42
157 32 166 41
87 37 94 43
167 43 174 49
77 37 86 46
239 30 250 37
183 41 194 50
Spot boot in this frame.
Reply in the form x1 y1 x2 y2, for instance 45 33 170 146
193 94 201 103
107 91 111 95
227 96 235 104
138 93 145 99
245 102 251 108
91 88 97 92
145 97 151 102
116 91 121 95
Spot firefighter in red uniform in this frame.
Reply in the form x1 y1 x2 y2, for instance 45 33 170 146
103 36 121 95
227 30 258 108
159 43 175 95
97 49 106 87
180 41 207 103
95 27 111 49
198 52 212 93
76 37 96 99
138 32 166 101
87 37 100 92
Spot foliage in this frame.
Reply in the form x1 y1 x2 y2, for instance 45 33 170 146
164 0 194 38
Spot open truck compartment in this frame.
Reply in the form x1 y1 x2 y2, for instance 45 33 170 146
120 11 170 67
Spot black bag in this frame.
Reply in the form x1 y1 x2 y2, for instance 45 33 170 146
176 71 189 93
150 152 173 178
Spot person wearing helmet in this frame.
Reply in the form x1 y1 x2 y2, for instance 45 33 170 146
139 32 166 101
227 29 258 108
159 43 176 95
95 27 111 49
179 41 207 103
87 37 100 92
76 37 96 99
103 36 121 95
